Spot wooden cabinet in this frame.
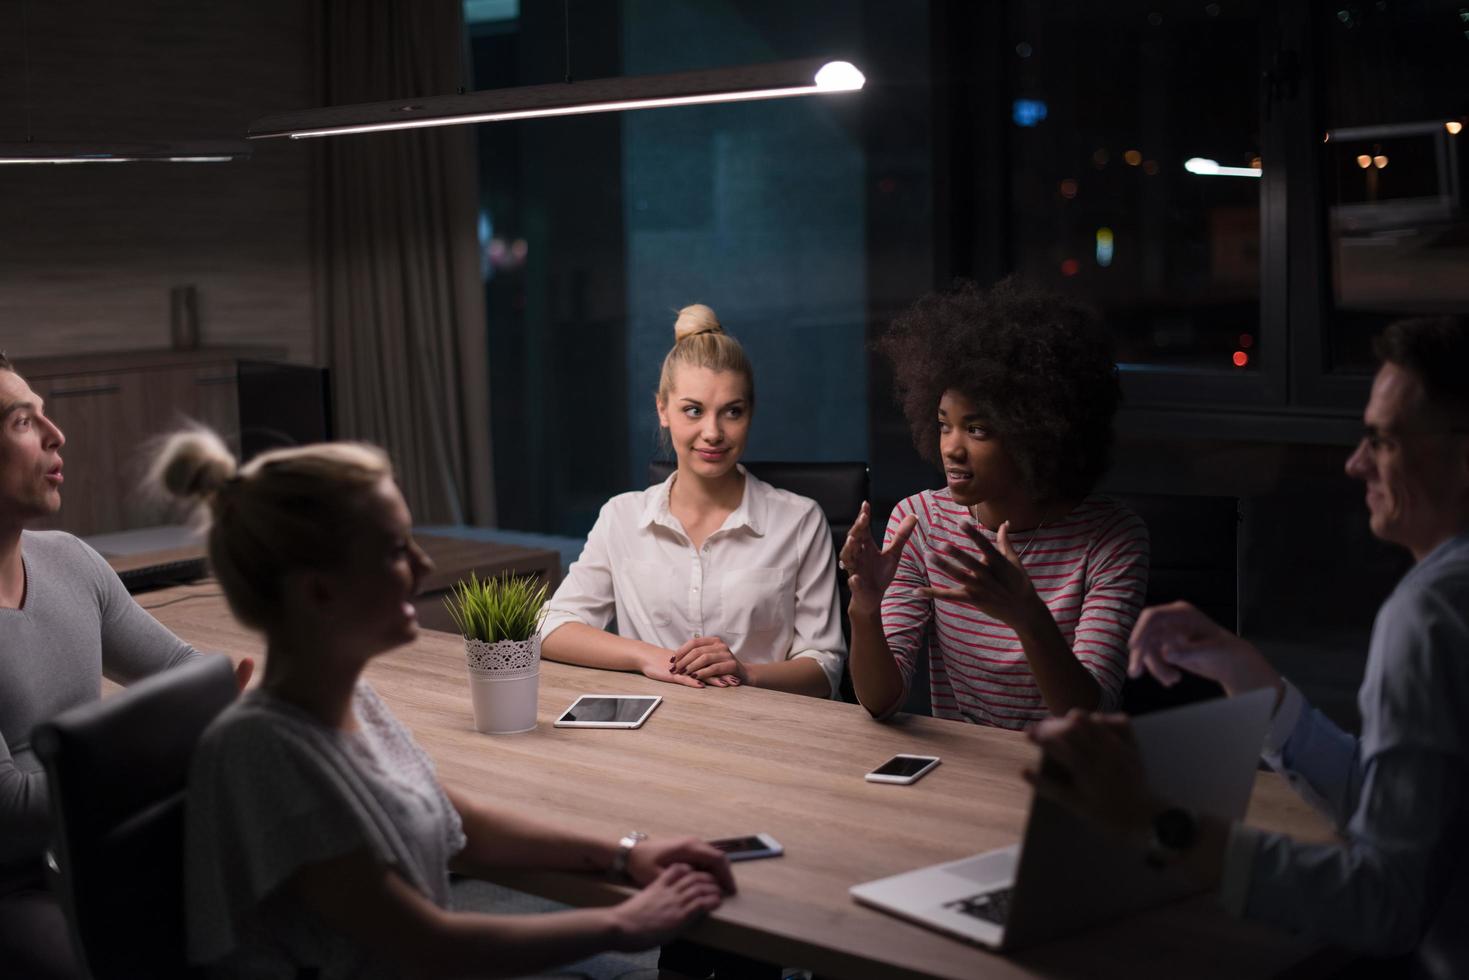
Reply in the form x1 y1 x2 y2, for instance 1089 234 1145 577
13 349 283 537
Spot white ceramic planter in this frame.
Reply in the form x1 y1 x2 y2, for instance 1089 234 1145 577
465 636 540 735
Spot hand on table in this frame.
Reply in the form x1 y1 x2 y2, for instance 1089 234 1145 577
1024 710 1157 841
625 835 737 894
919 521 1044 629
839 501 918 617
639 649 707 689
670 635 745 687
1128 600 1282 699
609 863 726 951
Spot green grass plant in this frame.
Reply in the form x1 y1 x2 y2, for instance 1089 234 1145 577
443 572 549 644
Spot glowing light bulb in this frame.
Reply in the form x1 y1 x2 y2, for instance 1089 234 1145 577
815 61 865 91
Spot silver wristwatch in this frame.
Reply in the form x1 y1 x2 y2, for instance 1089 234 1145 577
611 831 648 880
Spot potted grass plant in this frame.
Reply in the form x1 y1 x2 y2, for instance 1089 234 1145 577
444 573 549 735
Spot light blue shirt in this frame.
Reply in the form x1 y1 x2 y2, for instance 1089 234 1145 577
1220 532 1469 977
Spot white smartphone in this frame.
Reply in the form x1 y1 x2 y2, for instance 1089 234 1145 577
864 754 941 784
553 695 662 729
708 833 784 861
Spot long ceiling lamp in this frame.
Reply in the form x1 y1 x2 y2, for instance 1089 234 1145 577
0 140 250 165
0 0 249 165
246 57 865 141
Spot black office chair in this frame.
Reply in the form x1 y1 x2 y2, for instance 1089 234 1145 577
31 653 238 980
1111 492 1239 715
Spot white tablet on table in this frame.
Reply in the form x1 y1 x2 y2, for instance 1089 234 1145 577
553 694 662 729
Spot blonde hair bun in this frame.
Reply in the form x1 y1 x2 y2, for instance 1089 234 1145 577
150 427 238 501
673 303 723 342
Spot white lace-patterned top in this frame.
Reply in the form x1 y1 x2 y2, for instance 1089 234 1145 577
186 683 466 979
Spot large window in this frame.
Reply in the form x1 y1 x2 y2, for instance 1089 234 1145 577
1009 2 1264 375
946 0 1469 425
468 1 1468 532
1322 1 1469 373
467 0 933 534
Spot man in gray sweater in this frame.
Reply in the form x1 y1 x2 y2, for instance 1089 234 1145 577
0 353 239 977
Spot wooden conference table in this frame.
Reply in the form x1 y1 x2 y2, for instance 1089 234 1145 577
141 584 1335 980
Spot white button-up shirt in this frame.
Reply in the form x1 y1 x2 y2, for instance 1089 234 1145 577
540 468 847 697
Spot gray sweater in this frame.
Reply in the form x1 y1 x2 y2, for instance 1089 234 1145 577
0 530 197 878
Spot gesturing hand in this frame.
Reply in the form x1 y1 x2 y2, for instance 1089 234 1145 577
1128 600 1282 698
839 501 918 616
610 863 725 951
670 635 745 687
918 521 1042 629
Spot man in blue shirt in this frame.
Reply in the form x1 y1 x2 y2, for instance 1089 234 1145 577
1027 316 1468 978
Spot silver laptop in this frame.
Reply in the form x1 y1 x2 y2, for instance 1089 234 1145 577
850 689 1274 951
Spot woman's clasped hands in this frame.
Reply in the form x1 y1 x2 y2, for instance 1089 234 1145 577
635 635 748 688
669 635 746 687
611 837 737 949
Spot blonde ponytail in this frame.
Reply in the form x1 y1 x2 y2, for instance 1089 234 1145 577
149 430 392 630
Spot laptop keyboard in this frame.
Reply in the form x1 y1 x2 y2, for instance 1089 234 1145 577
945 887 1014 925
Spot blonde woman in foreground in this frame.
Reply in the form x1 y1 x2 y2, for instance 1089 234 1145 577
540 304 846 698
153 430 733 979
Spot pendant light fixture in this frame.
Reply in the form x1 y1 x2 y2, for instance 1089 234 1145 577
0 140 250 165
0 0 249 165
247 57 865 141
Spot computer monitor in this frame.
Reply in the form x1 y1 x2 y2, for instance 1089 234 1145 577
1330 120 1463 233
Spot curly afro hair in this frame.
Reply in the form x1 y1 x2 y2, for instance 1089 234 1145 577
878 277 1121 502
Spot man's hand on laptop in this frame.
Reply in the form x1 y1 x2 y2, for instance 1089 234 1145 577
1127 601 1283 703
1025 710 1233 888
1023 711 1158 845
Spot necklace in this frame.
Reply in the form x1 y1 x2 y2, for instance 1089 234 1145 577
1014 519 1047 560
971 506 1048 561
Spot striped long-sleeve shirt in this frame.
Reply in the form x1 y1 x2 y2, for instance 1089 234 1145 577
879 490 1149 729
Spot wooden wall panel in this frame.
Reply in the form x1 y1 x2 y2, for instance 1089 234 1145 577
0 0 318 363
35 370 151 536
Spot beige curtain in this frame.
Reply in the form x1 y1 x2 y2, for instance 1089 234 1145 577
314 0 495 525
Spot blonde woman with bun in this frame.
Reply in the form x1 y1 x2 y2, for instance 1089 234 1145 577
153 429 733 979
540 304 846 699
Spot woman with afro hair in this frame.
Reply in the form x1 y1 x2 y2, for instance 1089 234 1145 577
841 279 1148 729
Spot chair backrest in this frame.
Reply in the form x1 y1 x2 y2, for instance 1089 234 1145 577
646 460 870 554
1111 492 1240 715
31 654 238 980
